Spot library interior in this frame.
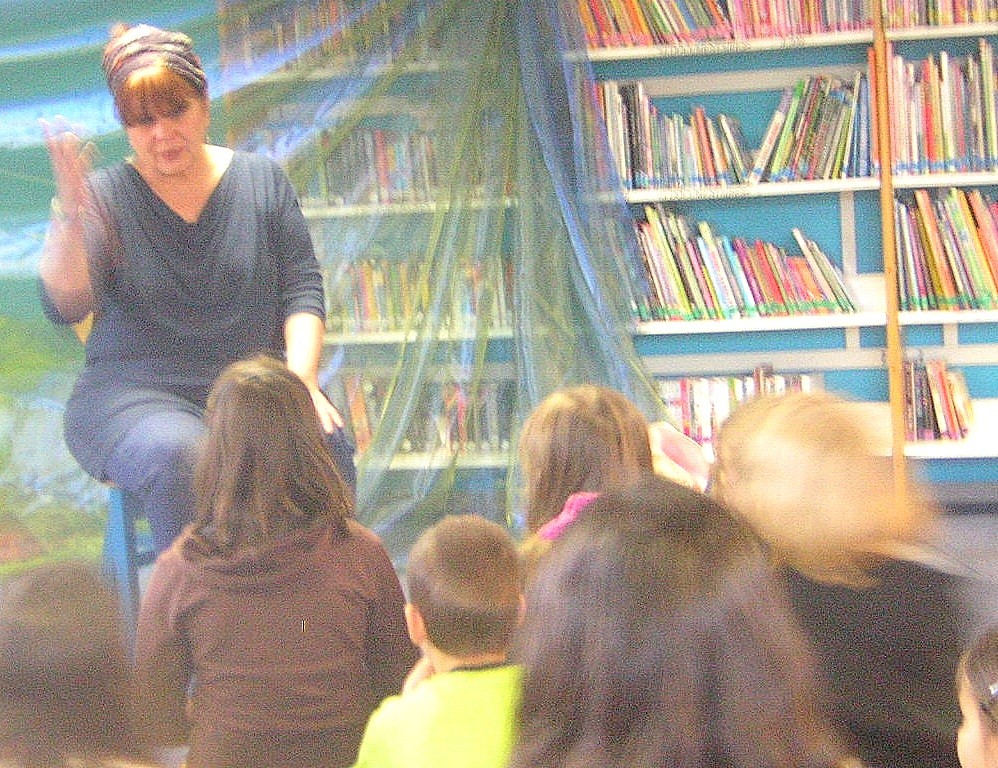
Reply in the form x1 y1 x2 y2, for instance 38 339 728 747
1 0 998 766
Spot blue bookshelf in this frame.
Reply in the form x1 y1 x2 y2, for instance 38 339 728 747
588 23 998 494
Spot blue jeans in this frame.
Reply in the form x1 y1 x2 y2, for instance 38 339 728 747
104 409 357 554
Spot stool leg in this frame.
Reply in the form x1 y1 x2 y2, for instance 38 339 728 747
102 487 141 643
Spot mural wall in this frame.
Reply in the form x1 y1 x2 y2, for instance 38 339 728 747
0 2 219 574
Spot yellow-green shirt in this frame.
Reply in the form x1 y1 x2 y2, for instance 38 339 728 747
351 664 522 768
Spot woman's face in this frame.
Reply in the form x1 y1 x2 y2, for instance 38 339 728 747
124 95 210 179
957 675 998 768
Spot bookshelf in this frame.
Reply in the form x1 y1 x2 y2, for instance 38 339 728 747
217 0 997 546
217 0 668 559
217 0 526 559
582 0 998 498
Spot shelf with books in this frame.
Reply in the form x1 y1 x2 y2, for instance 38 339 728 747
328 356 518 467
576 0 873 52
628 202 882 324
584 7 998 486
895 313 998 465
905 398 998 458
655 364 824 454
599 60 877 191
217 0 549 553
315 238 514 335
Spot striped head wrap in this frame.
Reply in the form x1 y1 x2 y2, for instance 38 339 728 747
101 24 207 98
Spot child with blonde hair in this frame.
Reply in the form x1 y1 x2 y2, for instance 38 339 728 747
711 391 969 768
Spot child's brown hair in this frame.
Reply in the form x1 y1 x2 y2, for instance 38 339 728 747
407 514 522 657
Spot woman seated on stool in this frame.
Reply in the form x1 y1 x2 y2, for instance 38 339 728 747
38 22 354 555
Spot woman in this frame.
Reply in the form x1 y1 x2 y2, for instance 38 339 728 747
38 23 353 553
509 473 860 768
134 354 417 768
711 391 969 768
0 561 154 768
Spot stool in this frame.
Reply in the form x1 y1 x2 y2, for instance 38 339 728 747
102 487 157 640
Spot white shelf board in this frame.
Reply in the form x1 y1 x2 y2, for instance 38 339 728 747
633 273 887 335
585 30 874 62
892 171 998 189
385 449 511 471
623 177 880 203
900 309 998 325
635 311 884 335
905 398 998 459
326 328 514 345
886 22 998 41
302 197 515 219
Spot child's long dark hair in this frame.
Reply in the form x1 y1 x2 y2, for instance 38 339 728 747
510 473 857 768
185 353 352 557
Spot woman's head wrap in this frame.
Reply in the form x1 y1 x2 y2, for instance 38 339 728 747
101 24 207 98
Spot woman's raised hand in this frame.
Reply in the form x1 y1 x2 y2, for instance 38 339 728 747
40 117 96 223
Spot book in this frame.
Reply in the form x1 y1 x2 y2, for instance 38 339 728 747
767 77 810 182
925 358 964 439
726 236 765 315
946 188 998 308
967 189 998 291
717 113 754 184
748 85 795 184
696 221 740 317
913 188 963 307
947 367 975 437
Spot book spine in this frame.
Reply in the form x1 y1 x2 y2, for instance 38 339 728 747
748 85 794 184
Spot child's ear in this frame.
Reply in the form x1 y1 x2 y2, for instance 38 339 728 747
405 603 427 645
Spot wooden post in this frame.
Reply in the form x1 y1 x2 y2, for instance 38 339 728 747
871 0 910 507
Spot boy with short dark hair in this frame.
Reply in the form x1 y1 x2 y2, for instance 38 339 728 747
351 514 523 768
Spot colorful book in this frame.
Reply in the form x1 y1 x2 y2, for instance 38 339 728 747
748 85 795 184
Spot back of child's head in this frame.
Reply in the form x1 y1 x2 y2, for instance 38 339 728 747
710 390 936 585
518 384 654 533
957 626 998 768
510 473 854 768
0 560 143 764
189 352 351 556
407 514 522 658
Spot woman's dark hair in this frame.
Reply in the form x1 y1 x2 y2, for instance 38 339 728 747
186 353 352 556
510 473 856 768
0 561 146 767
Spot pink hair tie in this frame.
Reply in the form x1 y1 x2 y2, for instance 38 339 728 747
536 491 601 542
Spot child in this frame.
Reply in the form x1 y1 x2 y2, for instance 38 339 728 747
351 514 523 768
711 391 968 768
0 561 156 767
509 473 858 768
135 354 416 768
517 383 708 575
956 627 998 768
